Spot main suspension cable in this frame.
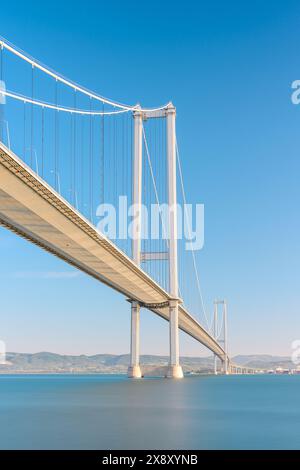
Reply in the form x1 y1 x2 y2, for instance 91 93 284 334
1 90 131 115
0 37 170 113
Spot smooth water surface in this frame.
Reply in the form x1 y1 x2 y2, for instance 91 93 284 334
0 374 299 449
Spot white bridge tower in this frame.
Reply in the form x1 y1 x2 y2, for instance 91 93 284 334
128 103 183 379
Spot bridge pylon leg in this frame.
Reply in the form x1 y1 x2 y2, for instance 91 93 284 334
213 301 218 375
167 299 183 379
128 301 142 378
223 302 229 374
224 356 229 374
166 103 183 379
128 107 143 379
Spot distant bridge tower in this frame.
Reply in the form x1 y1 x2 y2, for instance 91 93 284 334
213 300 229 374
128 103 183 379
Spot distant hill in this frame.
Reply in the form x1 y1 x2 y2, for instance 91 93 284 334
233 355 294 370
0 352 294 374
0 352 213 374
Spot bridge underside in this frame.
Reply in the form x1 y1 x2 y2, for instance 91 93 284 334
0 143 225 360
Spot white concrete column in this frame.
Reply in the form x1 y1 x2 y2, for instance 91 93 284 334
224 301 228 374
128 107 143 379
132 106 143 265
167 299 183 378
166 103 183 379
128 301 142 378
214 358 218 375
213 301 218 375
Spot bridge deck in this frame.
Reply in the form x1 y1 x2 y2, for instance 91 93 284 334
0 142 225 359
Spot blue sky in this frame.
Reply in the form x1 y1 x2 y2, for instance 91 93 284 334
0 0 299 357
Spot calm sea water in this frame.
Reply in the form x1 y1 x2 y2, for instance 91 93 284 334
0 374 299 449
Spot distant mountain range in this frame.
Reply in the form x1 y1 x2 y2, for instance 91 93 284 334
0 352 295 374
233 355 295 370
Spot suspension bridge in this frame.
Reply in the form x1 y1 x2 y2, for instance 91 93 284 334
0 38 255 378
